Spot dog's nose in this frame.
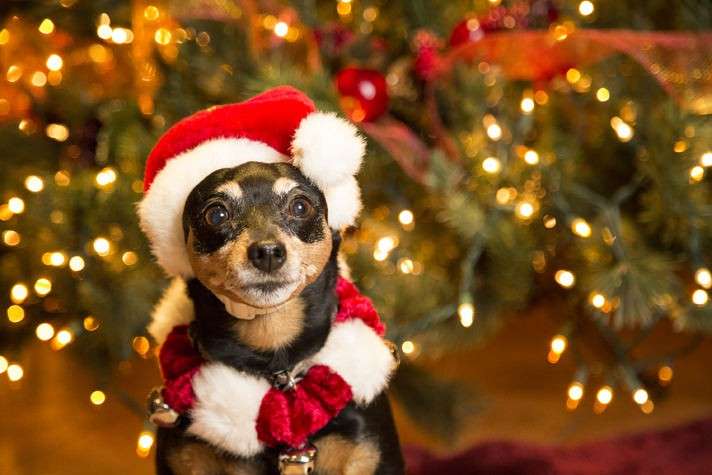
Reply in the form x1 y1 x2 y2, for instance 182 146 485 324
247 241 287 273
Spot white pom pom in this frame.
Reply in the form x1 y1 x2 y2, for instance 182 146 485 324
292 112 365 190
324 176 362 229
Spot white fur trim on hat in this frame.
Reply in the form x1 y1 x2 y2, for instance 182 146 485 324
324 175 362 229
312 319 395 405
147 278 194 345
138 138 284 277
291 112 365 191
188 362 270 456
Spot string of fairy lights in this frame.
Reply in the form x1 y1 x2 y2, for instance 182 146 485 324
0 0 710 458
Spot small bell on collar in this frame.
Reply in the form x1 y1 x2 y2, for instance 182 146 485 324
278 443 317 475
147 387 180 428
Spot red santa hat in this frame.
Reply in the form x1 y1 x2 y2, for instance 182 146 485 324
138 86 365 277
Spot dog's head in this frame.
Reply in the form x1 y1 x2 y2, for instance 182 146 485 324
182 161 334 311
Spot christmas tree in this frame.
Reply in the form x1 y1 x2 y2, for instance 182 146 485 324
0 0 710 456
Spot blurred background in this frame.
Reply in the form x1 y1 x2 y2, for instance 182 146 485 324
0 0 711 474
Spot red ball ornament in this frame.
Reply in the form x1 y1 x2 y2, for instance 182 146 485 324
335 67 389 123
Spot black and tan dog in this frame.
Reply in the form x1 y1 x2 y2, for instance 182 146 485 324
152 161 404 475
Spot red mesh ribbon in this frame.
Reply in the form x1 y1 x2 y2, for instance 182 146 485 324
441 29 712 114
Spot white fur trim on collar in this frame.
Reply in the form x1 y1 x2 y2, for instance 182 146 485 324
311 319 395 405
138 138 284 277
147 277 194 345
188 363 270 456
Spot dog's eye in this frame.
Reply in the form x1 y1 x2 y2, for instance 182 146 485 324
289 196 313 218
204 204 229 226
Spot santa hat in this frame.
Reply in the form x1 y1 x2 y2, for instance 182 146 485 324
138 86 365 277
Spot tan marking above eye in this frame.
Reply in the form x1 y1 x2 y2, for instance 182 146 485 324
215 181 243 199
272 177 299 195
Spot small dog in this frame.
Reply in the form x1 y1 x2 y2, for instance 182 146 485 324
154 161 404 474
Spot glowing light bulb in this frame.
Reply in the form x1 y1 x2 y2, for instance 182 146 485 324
458 303 475 328
95 167 117 187
49 252 66 267
274 21 289 38
695 268 711 289
571 218 592 238
567 381 584 401
7 305 24 323
701 152 712 167
610 116 634 142
38 18 55 34
520 97 535 114
566 68 581 84
555 270 575 288
590 292 606 309
633 388 649 405
689 166 705 182
376 236 397 253
3 230 20 246
482 157 501 174
90 390 106 405
10 283 29 304
596 385 613 405
34 278 52 297
136 431 155 457
578 1 594 16
543 216 557 229
97 24 112 39
83 316 100 331
7 363 23 381
515 201 536 220
36 322 55 341
523 150 539 165
8 197 25 214
398 258 414 274
93 237 111 256
0 356 7 373
692 289 708 306
132 336 150 356
398 210 414 226
401 341 415 354
154 27 172 45
46 54 63 71
111 27 132 44
46 123 69 141
52 329 73 350
596 87 610 102
550 334 568 355
486 123 502 141
658 365 673 384
69 256 85 272
24 175 44 193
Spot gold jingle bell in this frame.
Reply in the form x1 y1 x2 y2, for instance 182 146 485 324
278 443 317 475
147 386 180 428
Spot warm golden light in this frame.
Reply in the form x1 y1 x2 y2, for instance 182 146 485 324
69 256 85 272
376 236 397 254
590 292 606 309
401 340 415 354
0 356 7 373
122 251 139 266
596 385 613 405
7 305 25 323
658 365 673 384
8 197 25 214
523 150 539 165
543 215 557 229
7 363 23 381
550 334 568 355
49 252 67 267
274 21 289 38
482 157 501 174
568 381 584 400
398 258 414 274
90 390 107 405
46 123 69 141
555 270 575 288
136 431 155 457
566 68 581 84
84 316 100 331
486 123 502 141
633 388 649 405
595 87 610 102
46 54 64 71
154 27 172 45
692 289 709 306
610 116 634 142
97 24 112 39
95 167 117 187
36 322 55 341
571 217 592 238
3 230 20 246
695 268 711 289
10 283 29 304
458 302 475 328
398 209 414 226
132 336 150 356
34 278 52 297
520 97 535 114
111 27 133 44
689 166 705 182
31 71 48 87
0 29 9 45
701 152 712 167
25 175 44 193
515 201 536 219
39 18 55 34
578 1 594 16
144 5 160 20
52 329 74 350
93 237 111 256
